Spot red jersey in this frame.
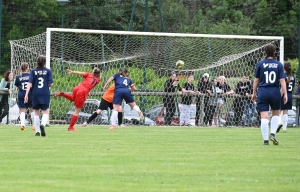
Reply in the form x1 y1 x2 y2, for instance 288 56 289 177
78 72 100 92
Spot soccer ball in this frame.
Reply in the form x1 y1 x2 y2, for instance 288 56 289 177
175 60 184 69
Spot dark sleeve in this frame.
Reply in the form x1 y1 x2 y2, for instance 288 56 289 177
235 82 241 94
164 80 172 92
197 81 201 92
225 84 232 92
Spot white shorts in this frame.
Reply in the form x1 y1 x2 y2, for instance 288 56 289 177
218 98 225 105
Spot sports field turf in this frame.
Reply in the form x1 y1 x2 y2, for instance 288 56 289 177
0 125 299 192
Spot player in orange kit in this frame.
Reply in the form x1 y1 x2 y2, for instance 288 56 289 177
55 68 101 131
81 83 124 127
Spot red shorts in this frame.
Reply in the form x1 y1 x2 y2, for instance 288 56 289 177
72 86 88 108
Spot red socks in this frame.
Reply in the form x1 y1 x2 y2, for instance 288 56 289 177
69 115 78 128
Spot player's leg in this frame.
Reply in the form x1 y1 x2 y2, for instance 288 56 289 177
33 107 41 136
110 104 121 130
19 108 26 130
126 93 144 121
40 106 50 137
69 90 86 131
118 105 124 127
29 108 35 130
82 99 107 127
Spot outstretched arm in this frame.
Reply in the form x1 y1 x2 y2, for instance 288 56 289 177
66 69 86 76
103 76 115 91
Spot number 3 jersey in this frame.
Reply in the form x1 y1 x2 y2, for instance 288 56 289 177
29 67 53 104
254 59 285 87
14 73 32 100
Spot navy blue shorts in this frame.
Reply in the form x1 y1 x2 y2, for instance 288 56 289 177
257 87 281 111
32 103 49 111
280 93 293 110
113 90 134 105
17 98 32 109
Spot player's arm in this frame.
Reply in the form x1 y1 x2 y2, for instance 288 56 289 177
66 69 86 76
280 78 288 104
24 82 32 103
103 76 114 91
130 84 137 91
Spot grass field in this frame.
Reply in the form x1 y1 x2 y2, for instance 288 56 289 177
0 125 300 192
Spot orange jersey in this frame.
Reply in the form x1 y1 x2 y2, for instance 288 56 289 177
102 84 115 103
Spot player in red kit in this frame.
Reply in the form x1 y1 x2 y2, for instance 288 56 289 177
55 68 101 131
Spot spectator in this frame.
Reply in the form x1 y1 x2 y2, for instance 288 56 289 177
213 76 234 125
14 62 35 130
195 73 213 126
277 61 295 133
163 71 181 126
244 80 256 126
0 70 14 124
180 75 195 126
234 74 251 126
24 55 53 137
251 44 287 145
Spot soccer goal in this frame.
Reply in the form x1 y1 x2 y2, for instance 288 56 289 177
9 28 284 126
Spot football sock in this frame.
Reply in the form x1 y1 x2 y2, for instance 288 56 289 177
20 112 25 126
31 112 35 124
87 112 98 124
118 112 123 126
69 115 78 128
110 111 118 126
261 118 269 141
133 105 141 113
282 114 288 130
61 93 73 101
41 114 49 126
270 116 279 134
34 115 41 133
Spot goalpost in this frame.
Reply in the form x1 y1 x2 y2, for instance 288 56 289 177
10 28 284 126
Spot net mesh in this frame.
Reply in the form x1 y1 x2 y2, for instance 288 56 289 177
9 29 283 127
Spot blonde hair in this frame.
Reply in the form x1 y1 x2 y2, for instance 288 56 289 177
218 75 226 80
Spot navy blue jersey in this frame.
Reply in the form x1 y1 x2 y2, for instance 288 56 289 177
29 67 53 104
254 59 285 87
285 74 295 94
14 73 32 99
113 74 132 91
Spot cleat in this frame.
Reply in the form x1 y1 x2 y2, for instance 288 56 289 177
138 111 144 121
40 125 46 137
283 129 287 133
20 125 25 130
119 124 125 128
32 126 36 130
81 122 87 127
35 132 40 136
219 118 226 123
109 125 115 130
55 92 64 97
276 124 282 133
264 140 269 145
269 134 279 145
68 127 77 131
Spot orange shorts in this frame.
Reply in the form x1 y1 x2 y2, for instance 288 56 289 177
72 86 88 108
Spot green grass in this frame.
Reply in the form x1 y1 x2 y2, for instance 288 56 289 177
0 125 300 192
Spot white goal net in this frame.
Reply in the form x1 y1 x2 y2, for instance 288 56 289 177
9 28 284 127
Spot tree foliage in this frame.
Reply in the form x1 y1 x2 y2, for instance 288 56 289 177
1 0 299 73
